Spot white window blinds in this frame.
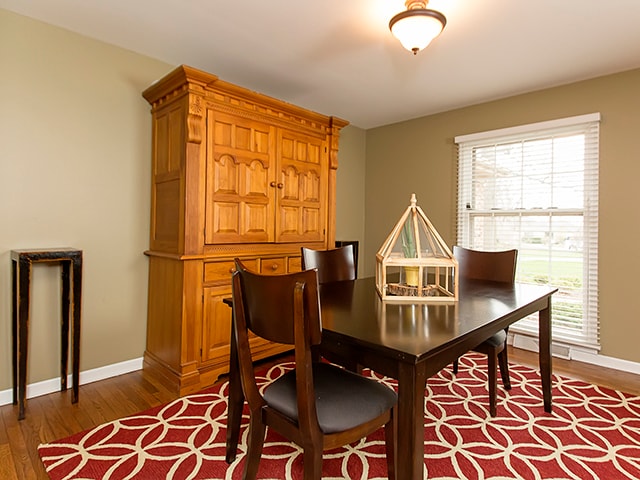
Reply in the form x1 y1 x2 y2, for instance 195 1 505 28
455 113 600 351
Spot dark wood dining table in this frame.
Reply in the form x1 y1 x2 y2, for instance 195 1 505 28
225 276 557 480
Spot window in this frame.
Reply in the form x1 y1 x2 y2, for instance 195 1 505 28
455 113 600 353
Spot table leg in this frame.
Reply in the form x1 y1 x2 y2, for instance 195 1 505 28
538 298 553 413
71 254 82 404
225 318 244 463
60 261 70 392
16 257 31 420
396 362 426 480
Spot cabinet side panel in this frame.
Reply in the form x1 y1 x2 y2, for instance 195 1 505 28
146 256 184 371
151 106 184 252
154 180 181 249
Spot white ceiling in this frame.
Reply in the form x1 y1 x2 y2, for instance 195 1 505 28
3 0 640 129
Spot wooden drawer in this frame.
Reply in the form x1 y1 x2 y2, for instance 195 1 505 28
204 255 300 284
288 256 302 272
259 257 286 275
204 259 258 284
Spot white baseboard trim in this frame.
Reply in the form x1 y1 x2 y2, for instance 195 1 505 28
511 333 640 376
0 357 144 407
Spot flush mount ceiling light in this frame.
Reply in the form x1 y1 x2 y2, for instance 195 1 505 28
389 0 447 55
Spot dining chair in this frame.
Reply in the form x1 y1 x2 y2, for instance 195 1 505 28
453 245 518 417
301 244 357 283
301 245 359 370
231 258 397 480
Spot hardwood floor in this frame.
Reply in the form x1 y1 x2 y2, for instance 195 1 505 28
1 347 639 480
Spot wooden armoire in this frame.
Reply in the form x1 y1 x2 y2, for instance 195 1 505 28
142 65 348 396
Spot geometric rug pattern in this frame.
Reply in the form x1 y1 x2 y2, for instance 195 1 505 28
38 352 640 479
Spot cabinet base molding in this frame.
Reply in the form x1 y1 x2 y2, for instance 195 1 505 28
143 344 293 397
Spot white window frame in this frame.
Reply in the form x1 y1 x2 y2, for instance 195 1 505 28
454 113 600 356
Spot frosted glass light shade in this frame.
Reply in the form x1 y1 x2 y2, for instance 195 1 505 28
389 9 446 54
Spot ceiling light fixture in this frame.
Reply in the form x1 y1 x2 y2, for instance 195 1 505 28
389 0 447 55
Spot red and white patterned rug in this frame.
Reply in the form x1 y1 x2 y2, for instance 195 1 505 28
39 353 640 479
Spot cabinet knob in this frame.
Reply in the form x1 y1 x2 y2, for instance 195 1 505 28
277 183 284 189
269 181 284 189
229 267 236 274
270 263 279 271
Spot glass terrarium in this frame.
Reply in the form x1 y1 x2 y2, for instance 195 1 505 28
376 193 458 302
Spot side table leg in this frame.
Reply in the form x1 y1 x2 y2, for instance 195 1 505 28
71 254 82 404
60 260 70 392
17 257 31 420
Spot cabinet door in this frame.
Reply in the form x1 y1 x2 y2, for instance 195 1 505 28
205 111 276 244
202 286 233 365
275 128 328 243
202 281 290 371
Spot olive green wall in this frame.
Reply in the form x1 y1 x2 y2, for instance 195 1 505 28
364 68 640 364
334 125 367 278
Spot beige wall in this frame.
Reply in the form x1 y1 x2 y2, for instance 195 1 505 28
0 9 366 393
0 9 172 391
364 68 640 364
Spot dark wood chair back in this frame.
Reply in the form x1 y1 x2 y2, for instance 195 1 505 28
231 258 396 479
301 245 357 284
234 260 321 346
453 246 517 284
452 246 518 417
301 245 359 370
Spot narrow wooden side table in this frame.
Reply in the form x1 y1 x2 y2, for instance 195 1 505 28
11 248 83 420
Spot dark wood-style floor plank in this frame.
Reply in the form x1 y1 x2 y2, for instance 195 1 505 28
0 443 20 480
0 347 638 479
0 410 20 480
509 347 640 396
1 404 39 480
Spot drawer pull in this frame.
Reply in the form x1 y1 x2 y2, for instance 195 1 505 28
270 263 279 271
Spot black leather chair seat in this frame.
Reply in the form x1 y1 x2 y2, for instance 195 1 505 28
483 330 507 348
264 362 397 434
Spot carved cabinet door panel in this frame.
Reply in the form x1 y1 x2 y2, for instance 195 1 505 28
275 128 328 243
201 285 232 365
205 111 277 244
